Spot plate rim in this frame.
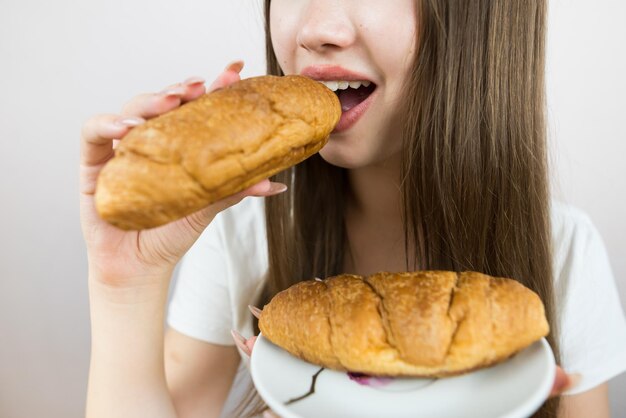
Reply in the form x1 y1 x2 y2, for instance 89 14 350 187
251 333 556 418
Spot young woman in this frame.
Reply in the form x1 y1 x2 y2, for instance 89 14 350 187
80 1 626 417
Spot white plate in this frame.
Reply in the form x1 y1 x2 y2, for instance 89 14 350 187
251 334 555 418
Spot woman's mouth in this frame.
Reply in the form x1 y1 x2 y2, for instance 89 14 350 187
319 80 377 133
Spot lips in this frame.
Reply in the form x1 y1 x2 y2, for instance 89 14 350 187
300 65 377 132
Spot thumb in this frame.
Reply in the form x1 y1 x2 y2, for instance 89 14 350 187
210 180 288 214
549 366 581 397
178 180 288 235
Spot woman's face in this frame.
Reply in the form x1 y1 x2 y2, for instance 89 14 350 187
270 0 418 169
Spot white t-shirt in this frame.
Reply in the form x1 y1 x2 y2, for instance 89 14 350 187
166 197 626 397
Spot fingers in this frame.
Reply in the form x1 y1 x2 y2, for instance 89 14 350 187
241 181 288 200
119 60 244 119
230 330 257 357
262 410 282 418
80 60 246 180
549 366 581 397
173 180 287 237
209 60 244 91
80 114 145 166
80 79 203 167
159 179 286 251
248 305 262 319
209 180 288 214
120 78 207 119
80 61 247 209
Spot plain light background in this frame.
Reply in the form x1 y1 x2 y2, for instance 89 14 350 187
0 0 624 417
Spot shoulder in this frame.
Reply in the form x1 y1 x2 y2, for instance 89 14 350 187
549 199 616 305
167 196 269 344
550 199 597 246
549 200 608 282
549 200 626 394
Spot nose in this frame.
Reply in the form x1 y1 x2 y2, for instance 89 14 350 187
296 1 356 53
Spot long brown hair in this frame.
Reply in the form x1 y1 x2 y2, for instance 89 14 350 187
232 1 561 417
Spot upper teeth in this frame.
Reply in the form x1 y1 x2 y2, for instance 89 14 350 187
319 80 371 92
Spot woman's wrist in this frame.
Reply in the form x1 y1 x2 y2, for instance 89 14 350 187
88 266 174 300
88 268 173 363
87 273 176 418
88 271 171 380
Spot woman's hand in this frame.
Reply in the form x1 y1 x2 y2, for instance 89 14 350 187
550 366 581 398
230 306 281 418
233 305 579 417
80 60 288 287
230 331 279 418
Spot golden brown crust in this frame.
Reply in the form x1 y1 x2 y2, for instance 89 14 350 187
95 75 341 230
258 271 549 377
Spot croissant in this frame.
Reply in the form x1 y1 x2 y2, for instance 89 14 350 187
258 271 549 377
95 75 340 230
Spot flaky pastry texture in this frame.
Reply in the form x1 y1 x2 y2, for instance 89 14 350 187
259 271 549 377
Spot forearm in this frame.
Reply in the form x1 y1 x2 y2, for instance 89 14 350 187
86 273 177 418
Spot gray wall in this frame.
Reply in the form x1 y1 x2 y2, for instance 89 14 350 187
1 0 624 417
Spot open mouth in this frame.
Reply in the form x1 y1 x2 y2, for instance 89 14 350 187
319 80 377 113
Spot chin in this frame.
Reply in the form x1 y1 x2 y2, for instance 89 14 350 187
318 154 361 170
317 139 368 169
318 133 402 170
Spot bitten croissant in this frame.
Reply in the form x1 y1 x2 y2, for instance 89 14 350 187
258 271 549 377
95 75 341 230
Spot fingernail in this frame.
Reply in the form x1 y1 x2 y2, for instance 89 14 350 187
114 116 144 127
183 76 205 86
267 182 288 195
224 60 244 74
248 305 262 319
159 85 186 98
230 329 251 355
231 329 246 345
262 411 275 418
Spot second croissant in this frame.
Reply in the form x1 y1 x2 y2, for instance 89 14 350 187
258 270 549 377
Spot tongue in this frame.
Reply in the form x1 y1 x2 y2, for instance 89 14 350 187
337 85 374 112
